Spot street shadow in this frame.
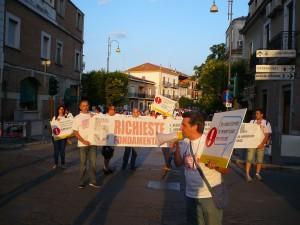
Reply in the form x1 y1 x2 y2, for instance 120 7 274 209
72 148 151 225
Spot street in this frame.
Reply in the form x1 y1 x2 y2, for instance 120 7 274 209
0 143 299 225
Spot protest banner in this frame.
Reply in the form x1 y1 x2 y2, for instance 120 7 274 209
88 115 170 147
151 95 176 117
204 121 264 148
50 117 74 140
198 109 247 168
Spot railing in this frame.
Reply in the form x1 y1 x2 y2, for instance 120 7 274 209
179 83 189 88
171 83 179 89
268 31 297 50
128 92 155 99
163 82 172 88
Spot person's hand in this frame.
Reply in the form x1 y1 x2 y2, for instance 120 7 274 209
82 140 91 146
257 143 265 150
205 161 217 169
169 141 179 149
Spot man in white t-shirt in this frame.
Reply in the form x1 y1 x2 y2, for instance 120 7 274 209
245 108 272 182
72 100 100 189
173 111 227 225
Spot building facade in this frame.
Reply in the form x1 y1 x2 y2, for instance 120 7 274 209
127 75 155 111
1 0 84 136
241 0 300 163
226 16 247 61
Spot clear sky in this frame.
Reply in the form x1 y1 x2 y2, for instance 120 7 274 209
72 0 249 75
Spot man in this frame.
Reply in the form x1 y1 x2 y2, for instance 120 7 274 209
102 104 116 174
245 108 272 182
173 111 226 225
122 108 139 170
72 100 100 189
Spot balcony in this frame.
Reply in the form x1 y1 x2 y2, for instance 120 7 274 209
128 92 155 99
163 82 172 88
268 31 297 50
179 83 189 88
171 83 179 89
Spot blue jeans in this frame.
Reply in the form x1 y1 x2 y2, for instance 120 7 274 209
79 146 97 185
186 196 223 225
122 147 137 169
52 138 67 165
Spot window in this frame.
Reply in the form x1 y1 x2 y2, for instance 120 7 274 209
263 21 271 49
282 86 291 134
41 31 51 59
76 10 83 31
238 40 243 48
55 41 63 65
163 77 165 84
5 13 21 49
74 49 81 71
56 0 66 16
20 78 39 110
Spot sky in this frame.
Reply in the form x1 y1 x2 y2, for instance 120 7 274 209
72 0 249 75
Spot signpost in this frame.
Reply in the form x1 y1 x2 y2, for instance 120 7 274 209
256 49 296 58
256 65 295 73
255 73 295 80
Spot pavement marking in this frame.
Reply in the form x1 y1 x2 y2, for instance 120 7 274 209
147 180 181 191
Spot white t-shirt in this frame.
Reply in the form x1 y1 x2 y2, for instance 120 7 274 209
72 112 93 147
180 136 222 199
250 119 272 134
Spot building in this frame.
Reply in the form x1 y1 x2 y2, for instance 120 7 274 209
179 75 199 101
126 62 198 102
1 0 84 137
127 75 155 111
226 16 247 61
240 0 300 163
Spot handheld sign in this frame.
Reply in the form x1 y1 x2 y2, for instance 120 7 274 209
198 109 247 168
151 95 176 117
50 117 74 140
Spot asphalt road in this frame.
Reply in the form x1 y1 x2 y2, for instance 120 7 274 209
0 143 299 225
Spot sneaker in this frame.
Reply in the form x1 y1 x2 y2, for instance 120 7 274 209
245 175 252 182
255 173 263 181
78 184 85 189
52 165 58 169
89 183 101 188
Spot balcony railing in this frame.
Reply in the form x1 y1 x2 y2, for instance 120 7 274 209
171 83 179 89
128 92 155 99
163 82 172 88
268 31 297 50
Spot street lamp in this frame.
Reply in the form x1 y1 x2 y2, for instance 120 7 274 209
41 59 51 73
107 36 121 73
210 0 233 89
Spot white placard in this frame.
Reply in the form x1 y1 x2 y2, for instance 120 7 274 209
151 95 176 117
50 117 74 140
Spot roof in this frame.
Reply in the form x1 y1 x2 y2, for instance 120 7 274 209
126 63 189 77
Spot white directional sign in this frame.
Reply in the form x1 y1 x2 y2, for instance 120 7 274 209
256 50 296 58
225 102 232 108
255 73 295 80
256 65 296 73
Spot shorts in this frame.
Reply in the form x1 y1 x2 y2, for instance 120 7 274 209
246 148 264 164
102 146 114 159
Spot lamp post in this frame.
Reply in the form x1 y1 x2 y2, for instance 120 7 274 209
41 59 54 118
210 0 233 89
107 36 121 73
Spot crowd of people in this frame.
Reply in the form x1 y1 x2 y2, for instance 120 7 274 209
50 100 272 225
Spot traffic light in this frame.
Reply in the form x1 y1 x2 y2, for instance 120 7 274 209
228 75 237 97
49 77 58 96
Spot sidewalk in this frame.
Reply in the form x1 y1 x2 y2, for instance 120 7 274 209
0 136 52 150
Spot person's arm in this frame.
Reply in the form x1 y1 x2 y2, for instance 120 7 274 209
171 142 184 167
257 133 270 149
205 161 229 174
73 130 90 146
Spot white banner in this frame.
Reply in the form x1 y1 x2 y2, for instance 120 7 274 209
50 117 74 140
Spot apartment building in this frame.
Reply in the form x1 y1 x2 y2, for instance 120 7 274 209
241 0 300 163
1 0 84 136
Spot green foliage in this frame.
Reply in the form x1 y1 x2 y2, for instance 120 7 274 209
81 70 128 107
179 96 193 109
206 43 226 61
105 71 128 106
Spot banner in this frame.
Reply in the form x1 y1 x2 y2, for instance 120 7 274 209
204 122 264 149
88 115 172 147
151 95 176 117
50 117 74 140
198 109 247 168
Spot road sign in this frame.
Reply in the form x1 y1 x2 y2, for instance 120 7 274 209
225 102 232 108
256 50 296 58
255 73 295 80
256 65 295 73
223 90 233 103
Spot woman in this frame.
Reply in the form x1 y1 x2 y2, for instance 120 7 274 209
51 105 67 169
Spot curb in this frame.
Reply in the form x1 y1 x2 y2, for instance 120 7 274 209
232 158 300 171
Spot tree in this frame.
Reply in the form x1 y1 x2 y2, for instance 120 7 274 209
206 43 226 61
178 96 193 109
105 71 128 106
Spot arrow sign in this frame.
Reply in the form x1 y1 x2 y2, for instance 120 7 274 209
256 50 296 58
255 73 295 80
256 65 296 73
